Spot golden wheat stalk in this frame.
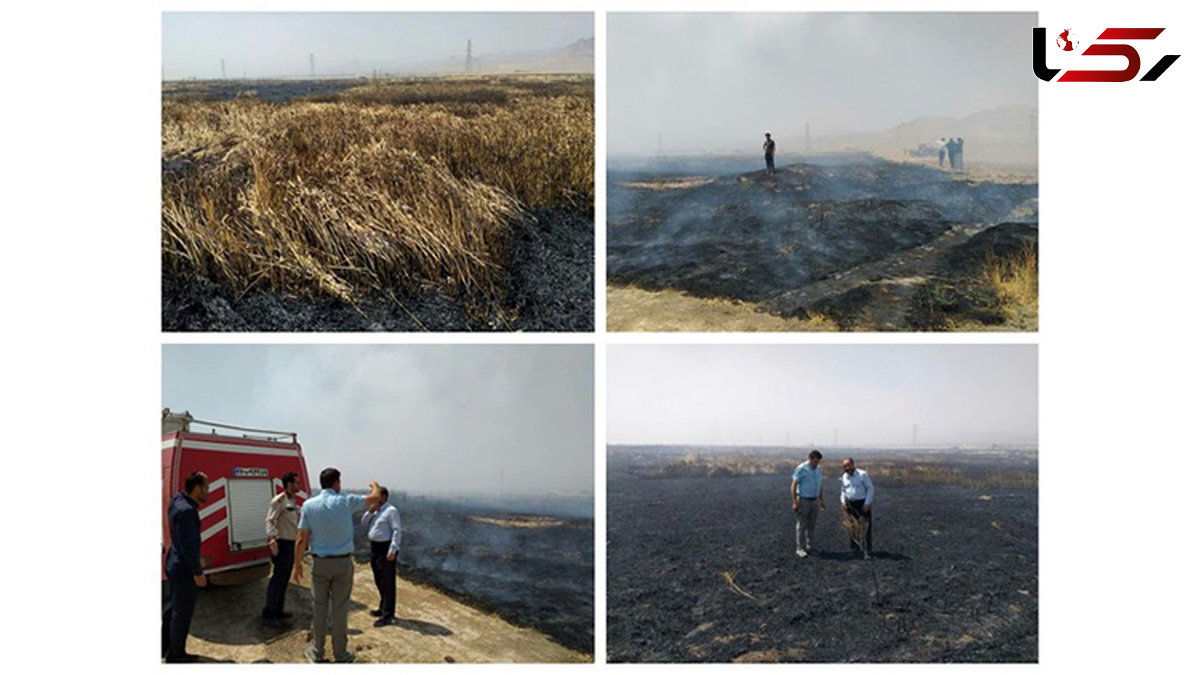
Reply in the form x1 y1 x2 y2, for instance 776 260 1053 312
721 570 759 602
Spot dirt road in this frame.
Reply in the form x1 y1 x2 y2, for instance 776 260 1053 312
177 561 590 663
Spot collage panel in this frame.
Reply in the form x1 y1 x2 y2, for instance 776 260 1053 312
161 12 595 332
607 13 1038 332
161 344 594 663
607 344 1038 663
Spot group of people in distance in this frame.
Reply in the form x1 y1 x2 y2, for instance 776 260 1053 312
790 450 876 559
162 467 403 664
762 132 967 175
938 136 966 170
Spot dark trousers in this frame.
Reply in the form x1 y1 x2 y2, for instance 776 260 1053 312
263 539 295 619
162 573 198 659
845 499 874 553
765 155 775 173
369 540 397 618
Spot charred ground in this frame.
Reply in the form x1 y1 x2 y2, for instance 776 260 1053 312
607 447 1037 662
608 157 1037 331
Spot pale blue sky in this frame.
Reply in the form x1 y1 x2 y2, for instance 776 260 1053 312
609 12 1036 155
608 345 1037 447
163 12 593 79
162 345 594 497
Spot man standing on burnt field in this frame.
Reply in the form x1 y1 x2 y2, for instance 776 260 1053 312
763 132 777 174
791 449 825 558
840 458 875 559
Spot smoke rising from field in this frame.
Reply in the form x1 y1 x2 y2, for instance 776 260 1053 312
162 12 593 80
162 345 593 500
608 12 1036 156
608 345 1037 447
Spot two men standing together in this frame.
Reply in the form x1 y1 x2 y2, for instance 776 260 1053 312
790 451 876 559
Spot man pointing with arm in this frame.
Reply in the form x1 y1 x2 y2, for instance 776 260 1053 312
292 468 382 663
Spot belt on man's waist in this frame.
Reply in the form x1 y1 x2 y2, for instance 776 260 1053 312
798 497 818 501
312 553 350 559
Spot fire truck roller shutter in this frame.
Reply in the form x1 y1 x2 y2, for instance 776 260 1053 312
226 478 273 551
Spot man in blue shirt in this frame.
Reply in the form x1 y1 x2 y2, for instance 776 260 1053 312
790 450 826 558
292 467 383 663
162 471 210 663
362 486 403 627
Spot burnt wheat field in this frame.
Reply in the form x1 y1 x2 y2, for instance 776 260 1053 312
354 497 594 654
607 447 1037 663
608 156 1037 331
162 75 593 331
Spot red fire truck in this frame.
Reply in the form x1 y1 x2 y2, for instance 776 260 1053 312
162 409 311 585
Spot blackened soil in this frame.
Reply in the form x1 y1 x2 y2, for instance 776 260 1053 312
607 473 1037 663
608 158 1037 327
161 207 593 332
352 509 595 654
908 222 1039 330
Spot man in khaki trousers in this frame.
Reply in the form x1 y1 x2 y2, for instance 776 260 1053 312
790 450 825 557
293 467 383 663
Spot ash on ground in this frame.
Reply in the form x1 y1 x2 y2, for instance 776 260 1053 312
607 449 1037 663
162 208 593 332
608 156 1037 330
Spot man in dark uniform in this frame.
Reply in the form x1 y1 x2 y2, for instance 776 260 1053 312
763 132 777 174
162 471 210 663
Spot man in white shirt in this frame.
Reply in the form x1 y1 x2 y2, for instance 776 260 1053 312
840 458 875 559
362 486 402 627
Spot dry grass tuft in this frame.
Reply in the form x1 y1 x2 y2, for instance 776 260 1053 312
162 76 593 306
720 570 760 602
983 244 1038 330
841 514 872 557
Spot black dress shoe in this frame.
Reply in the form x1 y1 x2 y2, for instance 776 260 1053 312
369 609 384 617
373 615 395 627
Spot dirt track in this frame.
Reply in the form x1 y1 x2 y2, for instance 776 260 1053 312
178 561 589 663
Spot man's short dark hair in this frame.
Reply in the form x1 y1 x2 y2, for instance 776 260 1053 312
184 471 208 493
281 471 299 488
379 487 389 502
808 450 823 460
319 467 341 489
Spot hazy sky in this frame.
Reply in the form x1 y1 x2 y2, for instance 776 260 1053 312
608 345 1037 447
162 12 593 79
609 12 1036 155
163 345 593 497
